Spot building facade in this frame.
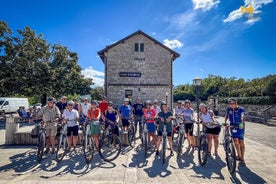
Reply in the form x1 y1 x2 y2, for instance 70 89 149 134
98 30 180 108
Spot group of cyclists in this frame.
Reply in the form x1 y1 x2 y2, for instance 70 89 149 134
34 95 246 167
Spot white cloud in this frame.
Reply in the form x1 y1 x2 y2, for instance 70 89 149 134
192 0 220 11
223 0 273 24
81 66 104 87
163 39 184 49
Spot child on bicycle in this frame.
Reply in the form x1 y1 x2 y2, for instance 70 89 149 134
143 100 157 149
156 101 174 156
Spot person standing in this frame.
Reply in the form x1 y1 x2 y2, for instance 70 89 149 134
79 97 91 124
72 98 81 111
86 100 101 150
99 96 108 122
38 97 61 154
199 103 221 156
102 101 119 137
119 98 132 132
56 96 67 115
183 100 195 149
156 101 174 156
225 97 246 166
63 101 79 152
152 99 161 115
143 100 157 149
132 97 144 138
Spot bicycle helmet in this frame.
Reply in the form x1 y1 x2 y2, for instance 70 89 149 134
145 100 151 105
73 98 78 101
153 99 158 103
184 99 191 104
91 100 98 105
47 97 56 103
228 97 237 103
67 101 74 106
177 100 183 104
199 103 207 109
108 101 113 106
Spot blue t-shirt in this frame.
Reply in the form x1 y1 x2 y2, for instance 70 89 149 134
56 102 67 114
226 106 246 125
105 110 117 127
120 105 132 118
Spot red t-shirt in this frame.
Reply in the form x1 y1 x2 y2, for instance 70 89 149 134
99 101 108 113
143 108 156 123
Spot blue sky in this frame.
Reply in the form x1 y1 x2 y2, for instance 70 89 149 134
1 0 275 87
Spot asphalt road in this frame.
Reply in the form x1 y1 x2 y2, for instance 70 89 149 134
0 117 275 184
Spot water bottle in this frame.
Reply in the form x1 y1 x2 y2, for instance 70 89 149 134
86 124 91 136
239 123 244 129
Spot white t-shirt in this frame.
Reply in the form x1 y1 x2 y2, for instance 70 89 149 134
81 103 91 116
63 109 79 127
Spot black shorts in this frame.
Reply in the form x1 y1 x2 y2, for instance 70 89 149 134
157 131 172 137
67 126 79 136
206 126 221 135
122 118 130 127
185 123 194 136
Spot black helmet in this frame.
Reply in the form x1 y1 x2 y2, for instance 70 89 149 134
47 97 55 103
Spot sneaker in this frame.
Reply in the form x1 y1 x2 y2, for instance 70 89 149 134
45 148 50 154
156 150 159 156
51 149 56 154
239 160 246 167
170 150 174 156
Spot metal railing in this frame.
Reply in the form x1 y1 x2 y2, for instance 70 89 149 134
262 104 276 124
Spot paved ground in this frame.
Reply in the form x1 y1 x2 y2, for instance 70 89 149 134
0 117 275 184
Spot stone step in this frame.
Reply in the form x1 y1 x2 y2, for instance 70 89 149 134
266 119 276 126
271 117 276 120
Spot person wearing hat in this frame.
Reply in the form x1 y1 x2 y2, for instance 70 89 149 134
37 97 61 154
156 101 174 156
225 97 246 166
119 98 132 132
86 100 101 150
143 100 157 148
79 97 91 124
132 97 144 138
62 101 79 152
72 98 80 111
56 96 67 114
102 101 119 137
199 103 221 156
183 99 195 149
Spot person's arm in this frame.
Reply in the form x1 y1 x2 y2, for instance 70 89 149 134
96 108 101 120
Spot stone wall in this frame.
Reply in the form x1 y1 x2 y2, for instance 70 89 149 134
105 33 174 108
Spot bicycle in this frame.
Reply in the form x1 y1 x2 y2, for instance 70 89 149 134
99 119 121 162
36 121 47 162
82 122 95 163
223 124 238 174
141 118 150 158
174 116 186 159
128 118 136 148
56 121 68 162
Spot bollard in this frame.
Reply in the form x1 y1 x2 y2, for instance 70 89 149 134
119 131 130 146
5 114 19 144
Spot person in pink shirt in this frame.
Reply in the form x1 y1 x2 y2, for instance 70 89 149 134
143 100 157 149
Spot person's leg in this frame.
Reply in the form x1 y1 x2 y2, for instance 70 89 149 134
67 135 72 150
233 138 241 159
156 131 162 155
72 126 78 149
168 135 174 156
207 134 212 154
213 135 219 155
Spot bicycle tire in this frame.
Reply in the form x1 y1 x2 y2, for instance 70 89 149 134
99 134 122 162
56 134 67 162
225 140 237 174
144 133 148 158
198 134 208 166
162 137 166 164
83 135 94 163
128 126 135 148
177 133 183 159
37 132 45 162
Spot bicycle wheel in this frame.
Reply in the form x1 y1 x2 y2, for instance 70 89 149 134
99 134 121 162
56 134 67 162
162 137 166 164
128 126 135 148
225 140 237 174
198 134 208 166
177 133 184 159
37 132 45 162
83 135 94 163
144 133 148 158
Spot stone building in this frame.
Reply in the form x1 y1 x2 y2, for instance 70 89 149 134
98 30 180 108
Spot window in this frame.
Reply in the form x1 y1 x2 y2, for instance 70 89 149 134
140 43 144 52
135 43 139 52
134 43 144 52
